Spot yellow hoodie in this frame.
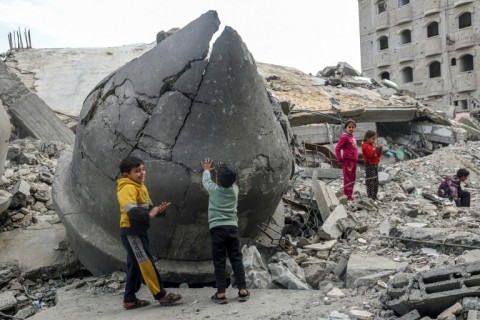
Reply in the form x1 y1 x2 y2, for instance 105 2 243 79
117 177 153 235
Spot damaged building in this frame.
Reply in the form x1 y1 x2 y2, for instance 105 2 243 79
358 0 480 113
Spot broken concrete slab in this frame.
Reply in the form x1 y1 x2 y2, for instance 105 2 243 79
437 302 463 320
288 107 418 127
385 263 480 317
241 245 271 289
53 11 293 276
0 291 16 311
0 105 10 177
459 250 480 264
0 221 80 279
316 204 347 240
349 309 373 320
311 171 339 222
411 123 458 144
268 252 311 290
292 122 376 144
346 253 399 288
0 190 12 214
0 62 75 144
353 270 395 288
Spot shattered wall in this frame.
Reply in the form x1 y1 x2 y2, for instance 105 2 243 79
53 11 293 275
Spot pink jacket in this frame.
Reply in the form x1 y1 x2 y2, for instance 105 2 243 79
335 133 358 162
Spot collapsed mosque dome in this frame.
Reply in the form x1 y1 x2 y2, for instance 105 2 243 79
53 11 293 276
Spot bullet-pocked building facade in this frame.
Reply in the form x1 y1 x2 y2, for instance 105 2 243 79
358 0 480 112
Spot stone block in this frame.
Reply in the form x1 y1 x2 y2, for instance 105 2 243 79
326 287 345 299
346 253 399 288
311 171 339 222
398 310 420 320
9 179 30 208
304 264 326 289
316 205 347 240
437 302 463 320
349 309 373 320
354 270 395 288
304 240 337 251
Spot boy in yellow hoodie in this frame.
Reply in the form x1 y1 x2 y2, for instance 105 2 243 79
117 156 181 309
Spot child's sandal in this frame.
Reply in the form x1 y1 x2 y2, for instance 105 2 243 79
211 292 227 304
238 289 250 302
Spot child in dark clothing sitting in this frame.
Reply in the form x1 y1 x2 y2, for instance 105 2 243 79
201 158 249 304
438 168 470 207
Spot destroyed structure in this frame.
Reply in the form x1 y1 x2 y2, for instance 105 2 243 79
2 8 480 320
53 11 293 276
358 0 480 112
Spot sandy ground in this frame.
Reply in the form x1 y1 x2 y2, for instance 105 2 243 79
29 287 366 320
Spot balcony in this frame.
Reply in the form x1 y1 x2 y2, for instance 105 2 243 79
454 0 475 7
424 0 441 16
395 5 413 25
456 72 477 92
424 37 442 57
425 78 444 96
451 28 476 50
397 45 415 63
376 12 389 31
375 51 391 67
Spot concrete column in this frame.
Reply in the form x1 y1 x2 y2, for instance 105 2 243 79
0 105 11 177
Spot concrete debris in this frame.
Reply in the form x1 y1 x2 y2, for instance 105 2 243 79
241 245 272 289
0 291 17 311
326 287 345 299
268 252 311 290
53 11 293 276
349 309 373 320
316 205 348 240
0 62 75 144
346 254 399 288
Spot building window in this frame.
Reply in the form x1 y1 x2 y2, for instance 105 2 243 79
427 22 439 38
379 36 389 50
459 54 474 72
377 0 387 14
398 0 410 7
459 12 472 29
456 100 469 110
451 58 457 66
429 61 441 78
402 67 413 83
400 30 412 44
380 71 390 80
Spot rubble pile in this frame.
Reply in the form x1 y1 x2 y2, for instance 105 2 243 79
0 139 85 318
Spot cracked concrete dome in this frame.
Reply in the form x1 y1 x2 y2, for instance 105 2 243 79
53 11 293 276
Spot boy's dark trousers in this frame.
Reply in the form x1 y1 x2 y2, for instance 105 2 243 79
365 164 379 200
455 189 471 207
210 225 246 293
121 234 167 302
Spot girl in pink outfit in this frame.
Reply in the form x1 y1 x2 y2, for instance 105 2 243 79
335 120 358 201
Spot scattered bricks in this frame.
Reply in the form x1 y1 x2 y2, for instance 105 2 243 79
0 291 17 311
468 310 480 320
437 302 463 320
398 309 420 320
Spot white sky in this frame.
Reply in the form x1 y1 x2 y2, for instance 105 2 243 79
0 0 361 74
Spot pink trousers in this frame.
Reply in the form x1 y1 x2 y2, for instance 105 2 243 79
342 159 357 200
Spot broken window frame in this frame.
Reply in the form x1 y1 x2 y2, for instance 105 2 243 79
427 21 439 38
458 12 472 29
428 61 442 78
398 0 410 7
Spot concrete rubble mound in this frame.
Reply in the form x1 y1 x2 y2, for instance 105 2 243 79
53 11 293 276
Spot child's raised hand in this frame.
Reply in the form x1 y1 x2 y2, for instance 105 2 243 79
201 158 214 171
